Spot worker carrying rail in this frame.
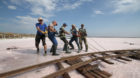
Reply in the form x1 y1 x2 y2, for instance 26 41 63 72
48 21 59 56
69 24 81 53
59 23 71 53
79 24 88 52
35 17 48 54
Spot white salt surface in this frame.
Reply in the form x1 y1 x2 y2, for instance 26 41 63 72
0 37 140 78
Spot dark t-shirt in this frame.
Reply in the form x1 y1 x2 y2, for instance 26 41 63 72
71 28 78 37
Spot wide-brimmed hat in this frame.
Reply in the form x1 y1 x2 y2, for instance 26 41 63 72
38 17 43 21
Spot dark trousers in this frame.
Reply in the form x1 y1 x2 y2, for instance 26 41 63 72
60 37 69 52
69 36 80 49
35 34 46 48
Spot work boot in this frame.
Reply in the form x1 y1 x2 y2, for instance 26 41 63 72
70 48 74 50
69 44 74 50
50 45 53 53
80 46 83 50
66 51 71 54
66 50 71 54
63 45 67 51
66 47 71 53
44 51 47 54
80 47 83 50
77 47 81 53
52 45 59 56
37 48 39 53
43 51 47 56
86 47 88 52
77 49 81 53
52 53 59 56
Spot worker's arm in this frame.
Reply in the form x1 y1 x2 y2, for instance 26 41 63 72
48 26 57 32
61 28 70 35
77 31 81 37
46 27 48 31
71 30 76 36
72 32 78 36
65 31 70 35
45 25 48 31
36 27 45 34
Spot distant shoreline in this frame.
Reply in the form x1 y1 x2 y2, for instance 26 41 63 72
0 32 140 38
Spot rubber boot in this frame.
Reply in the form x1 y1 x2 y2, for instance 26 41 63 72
50 45 53 53
63 44 67 51
85 45 88 52
85 48 88 52
65 46 71 53
77 46 81 53
52 45 59 56
44 51 47 54
37 48 39 54
69 44 74 50
81 46 83 50
80 43 83 50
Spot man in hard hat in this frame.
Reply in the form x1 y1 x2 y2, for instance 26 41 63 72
79 24 88 52
48 21 59 56
35 17 48 54
69 24 81 53
59 23 71 53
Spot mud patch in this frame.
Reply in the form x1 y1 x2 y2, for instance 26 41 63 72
6 46 18 50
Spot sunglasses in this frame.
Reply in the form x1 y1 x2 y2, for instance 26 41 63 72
38 20 43 21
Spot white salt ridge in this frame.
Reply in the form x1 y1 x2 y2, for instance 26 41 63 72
0 38 140 78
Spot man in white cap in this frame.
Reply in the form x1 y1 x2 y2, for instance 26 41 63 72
35 17 47 54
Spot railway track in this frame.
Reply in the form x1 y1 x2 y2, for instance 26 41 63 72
0 49 140 78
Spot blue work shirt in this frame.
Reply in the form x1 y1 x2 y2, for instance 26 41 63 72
48 28 56 39
36 23 47 35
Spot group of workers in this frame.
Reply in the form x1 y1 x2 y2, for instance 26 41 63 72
35 17 88 56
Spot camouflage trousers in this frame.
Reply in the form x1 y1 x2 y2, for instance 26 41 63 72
79 37 88 51
60 37 70 53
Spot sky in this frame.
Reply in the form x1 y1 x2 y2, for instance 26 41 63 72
0 0 140 37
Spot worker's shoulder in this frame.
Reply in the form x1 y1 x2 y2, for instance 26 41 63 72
43 23 47 26
36 23 47 26
36 23 39 25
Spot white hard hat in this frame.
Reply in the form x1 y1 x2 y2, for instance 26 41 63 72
38 17 43 21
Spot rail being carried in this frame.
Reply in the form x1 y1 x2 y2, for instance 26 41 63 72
0 49 140 78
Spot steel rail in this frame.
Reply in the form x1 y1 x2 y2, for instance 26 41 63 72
43 53 131 78
0 49 139 77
